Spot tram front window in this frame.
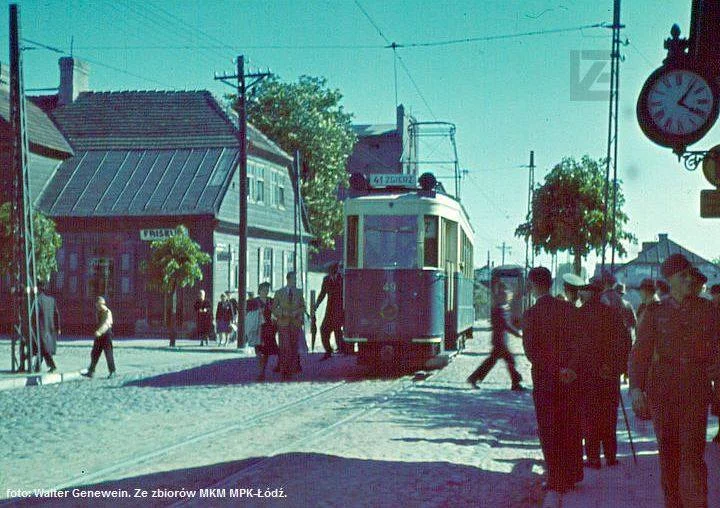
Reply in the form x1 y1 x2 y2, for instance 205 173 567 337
364 215 417 268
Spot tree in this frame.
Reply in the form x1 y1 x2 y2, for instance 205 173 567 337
0 202 62 283
515 155 636 275
242 75 357 249
145 225 211 347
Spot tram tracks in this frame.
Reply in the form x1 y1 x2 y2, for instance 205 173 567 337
170 367 450 507
45 380 349 493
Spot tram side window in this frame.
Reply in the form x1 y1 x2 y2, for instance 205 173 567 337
346 215 358 268
424 215 439 267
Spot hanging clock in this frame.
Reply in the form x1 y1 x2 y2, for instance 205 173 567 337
637 65 719 151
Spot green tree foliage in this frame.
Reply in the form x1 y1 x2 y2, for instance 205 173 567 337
0 202 62 282
243 75 357 249
515 156 636 275
145 225 211 346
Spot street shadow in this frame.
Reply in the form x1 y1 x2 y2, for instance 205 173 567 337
5 453 545 507
122 355 413 388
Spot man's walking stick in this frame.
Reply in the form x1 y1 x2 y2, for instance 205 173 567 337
619 387 638 464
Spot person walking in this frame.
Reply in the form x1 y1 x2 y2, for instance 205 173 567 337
272 272 305 380
467 288 523 390
194 289 212 346
36 281 61 373
522 267 583 493
576 277 626 469
314 262 346 359
81 296 116 379
215 293 233 346
246 282 279 380
630 253 720 508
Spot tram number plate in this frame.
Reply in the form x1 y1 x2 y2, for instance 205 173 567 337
369 174 417 188
383 282 397 292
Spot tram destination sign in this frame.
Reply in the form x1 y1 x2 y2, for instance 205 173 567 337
368 174 417 188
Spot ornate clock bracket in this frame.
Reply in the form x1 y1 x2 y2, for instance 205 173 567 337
676 149 709 171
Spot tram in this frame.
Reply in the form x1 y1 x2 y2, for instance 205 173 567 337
342 172 475 368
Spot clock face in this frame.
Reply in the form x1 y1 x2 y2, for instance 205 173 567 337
647 70 714 135
637 66 720 150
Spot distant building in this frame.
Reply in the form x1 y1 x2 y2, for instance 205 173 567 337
1 57 308 335
311 105 417 270
600 233 720 308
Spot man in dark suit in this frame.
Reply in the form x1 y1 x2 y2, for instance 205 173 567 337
522 266 583 493
36 281 60 372
577 277 626 469
314 262 346 358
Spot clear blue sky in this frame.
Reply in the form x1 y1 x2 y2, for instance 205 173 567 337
4 0 718 272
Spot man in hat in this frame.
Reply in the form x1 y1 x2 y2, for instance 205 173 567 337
630 253 720 507
637 278 658 323
576 276 626 468
314 262 346 359
36 281 60 373
690 267 708 297
81 296 116 379
562 273 585 307
522 267 583 492
467 286 523 391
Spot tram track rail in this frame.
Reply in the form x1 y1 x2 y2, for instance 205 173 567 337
40 380 350 494
170 365 453 507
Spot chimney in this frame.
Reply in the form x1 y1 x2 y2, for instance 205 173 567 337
658 233 668 243
641 242 656 252
58 57 89 106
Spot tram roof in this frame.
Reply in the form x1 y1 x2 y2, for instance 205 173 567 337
346 188 475 235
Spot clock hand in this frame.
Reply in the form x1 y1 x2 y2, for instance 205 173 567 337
677 79 697 107
677 102 707 117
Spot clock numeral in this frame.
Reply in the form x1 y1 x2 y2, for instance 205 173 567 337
675 73 683 86
664 118 672 131
693 86 706 96
653 110 665 121
662 78 671 88
650 101 663 106
677 120 684 133
697 98 710 105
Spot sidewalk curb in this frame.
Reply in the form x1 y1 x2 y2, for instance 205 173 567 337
0 370 84 391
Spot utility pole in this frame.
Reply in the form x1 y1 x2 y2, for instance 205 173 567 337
496 242 511 266
9 3 40 372
601 0 623 271
215 56 271 349
524 150 535 273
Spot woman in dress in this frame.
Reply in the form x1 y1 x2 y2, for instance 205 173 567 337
215 293 233 346
245 282 278 380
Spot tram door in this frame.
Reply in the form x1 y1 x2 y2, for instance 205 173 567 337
442 219 458 331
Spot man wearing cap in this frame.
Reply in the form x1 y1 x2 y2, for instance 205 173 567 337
81 296 116 379
522 267 583 492
314 262 346 359
630 253 720 507
576 276 626 469
637 278 659 323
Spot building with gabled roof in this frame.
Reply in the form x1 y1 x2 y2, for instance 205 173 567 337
600 233 720 308
1 57 308 336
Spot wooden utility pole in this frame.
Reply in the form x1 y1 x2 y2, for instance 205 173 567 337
496 242 511 266
215 56 270 349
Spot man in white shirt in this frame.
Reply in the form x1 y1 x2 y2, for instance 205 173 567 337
81 296 116 379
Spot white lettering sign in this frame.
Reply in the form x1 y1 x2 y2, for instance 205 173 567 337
368 174 417 188
140 229 177 241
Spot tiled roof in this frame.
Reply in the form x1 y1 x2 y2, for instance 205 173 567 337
37 147 238 217
0 89 73 158
352 123 397 137
49 90 290 163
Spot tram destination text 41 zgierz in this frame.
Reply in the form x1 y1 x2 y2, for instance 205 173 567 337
368 174 417 188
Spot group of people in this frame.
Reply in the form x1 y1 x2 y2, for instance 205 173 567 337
510 254 720 507
193 289 239 347
240 263 348 380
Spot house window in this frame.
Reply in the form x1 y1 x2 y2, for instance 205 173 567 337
121 253 131 272
121 277 131 294
247 165 255 202
255 167 265 203
278 185 285 208
346 215 359 268
54 271 65 291
262 248 273 283
69 252 79 271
